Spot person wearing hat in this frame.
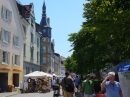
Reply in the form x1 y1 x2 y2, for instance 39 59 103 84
82 74 95 97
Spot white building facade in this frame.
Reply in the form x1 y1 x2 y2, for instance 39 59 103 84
17 2 41 75
0 0 25 91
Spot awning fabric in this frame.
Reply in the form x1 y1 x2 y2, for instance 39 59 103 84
117 64 130 72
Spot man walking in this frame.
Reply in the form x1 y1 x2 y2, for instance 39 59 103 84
74 75 80 92
61 71 74 97
101 72 123 97
82 74 95 97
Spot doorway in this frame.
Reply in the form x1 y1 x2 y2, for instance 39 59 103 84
0 73 8 92
13 74 19 87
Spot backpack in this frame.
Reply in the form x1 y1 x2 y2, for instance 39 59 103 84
64 77 74 92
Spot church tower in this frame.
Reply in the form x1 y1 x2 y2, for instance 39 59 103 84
40 1 51 38
40 1 52 73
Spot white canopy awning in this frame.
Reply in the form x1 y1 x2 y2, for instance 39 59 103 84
39 72 53 77
24 71 46 78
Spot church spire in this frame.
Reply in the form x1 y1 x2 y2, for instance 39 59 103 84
42 1 46 17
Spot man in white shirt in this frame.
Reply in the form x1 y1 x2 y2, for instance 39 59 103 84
52 76 56 90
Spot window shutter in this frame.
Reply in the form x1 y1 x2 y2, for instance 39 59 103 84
8 32 11 43
8 52 10 64
13 35 15 45
1 6 4 18
19 55 21 66
0 28 3 40
12 53 15 65
9 11 12 22
0 50 3 64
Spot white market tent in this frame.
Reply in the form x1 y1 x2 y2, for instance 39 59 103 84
24 71 53 78
24 71 47 78
39 72 53 77
52 73 57 76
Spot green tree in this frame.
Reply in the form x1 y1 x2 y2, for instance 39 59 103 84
68 0 130 76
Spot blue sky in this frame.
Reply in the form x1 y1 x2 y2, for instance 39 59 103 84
20 0 86 58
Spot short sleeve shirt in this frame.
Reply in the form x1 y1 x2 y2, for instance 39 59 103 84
82 80 93 95
105 81 122 97
74 78 80 86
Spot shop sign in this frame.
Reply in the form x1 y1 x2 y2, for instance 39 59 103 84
0 67 10 71
13 69 21 72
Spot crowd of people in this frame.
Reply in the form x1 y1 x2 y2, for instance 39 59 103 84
59 71 123 97
26 71 123 97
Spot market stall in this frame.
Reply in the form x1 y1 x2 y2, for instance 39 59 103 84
22 71 52 93
117 63 130 97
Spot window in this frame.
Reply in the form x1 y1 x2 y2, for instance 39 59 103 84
26 67 28 74
24 44 26 56
37 52 39 62
13 35 19 47
37 38 39 47
2 51 8 63
31 33 33 43
43 57 46 64
43 38 46 42
28 67 30 73
43 46 46 52
22 25 26 35
14 55 18 65
1 29 10 43
15 37 19 46
26 67 30 74
3 30 9 42
1 6 12 22
32 68 33 72
48 47 50 53
31 18 34 24
31 18 34 27
48 57 50 63
30 47 34 59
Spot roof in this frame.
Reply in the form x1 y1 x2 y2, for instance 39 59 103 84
55 53 60 57
16 2 32 20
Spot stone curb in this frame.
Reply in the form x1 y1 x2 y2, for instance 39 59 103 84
0 92 19 97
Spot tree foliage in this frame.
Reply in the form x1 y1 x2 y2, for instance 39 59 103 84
67 0 130 75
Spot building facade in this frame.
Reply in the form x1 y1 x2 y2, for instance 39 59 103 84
17 2 41 75
40 2 52 73
0 0 25 91
60 56 66 75
54 53 61 75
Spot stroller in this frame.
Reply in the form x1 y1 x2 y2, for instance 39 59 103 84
53 84 60 97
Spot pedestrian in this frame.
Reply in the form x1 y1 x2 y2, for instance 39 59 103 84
52 76 56 90
101 72 123 97
74 75 80 92
61 71 74 97
32 79 36 92
82 74 95 97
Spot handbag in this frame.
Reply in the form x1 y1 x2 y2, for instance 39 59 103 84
64 77 74 92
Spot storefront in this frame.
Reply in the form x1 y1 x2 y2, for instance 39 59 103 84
0 65 23 92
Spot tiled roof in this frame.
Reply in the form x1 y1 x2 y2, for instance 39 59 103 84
16 2 32 20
